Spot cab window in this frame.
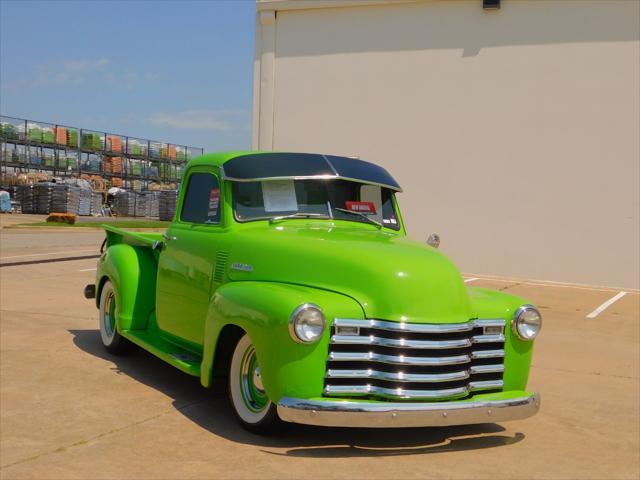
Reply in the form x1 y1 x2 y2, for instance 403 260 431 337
181 173 221 224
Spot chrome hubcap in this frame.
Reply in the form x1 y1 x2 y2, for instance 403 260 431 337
252 366 264 393
104 291 116 338
239 345 268 412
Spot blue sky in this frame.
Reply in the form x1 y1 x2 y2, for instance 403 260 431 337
0 0 256 152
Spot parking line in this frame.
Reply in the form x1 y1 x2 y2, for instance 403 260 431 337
464 277 478 283
79 268 97 272
586 291 627 319
0 249 97 260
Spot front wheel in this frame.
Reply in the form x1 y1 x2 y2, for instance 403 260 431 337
99 280 134 355
228 334 282 434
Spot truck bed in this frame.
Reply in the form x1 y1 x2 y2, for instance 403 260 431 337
103 225 163 249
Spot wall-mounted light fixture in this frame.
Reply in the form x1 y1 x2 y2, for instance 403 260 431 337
483 0 501 9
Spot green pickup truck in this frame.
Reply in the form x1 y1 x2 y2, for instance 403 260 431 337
85 151 541 433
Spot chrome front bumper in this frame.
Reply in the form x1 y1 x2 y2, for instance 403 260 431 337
277 392 540 428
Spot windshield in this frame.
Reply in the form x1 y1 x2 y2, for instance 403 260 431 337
232 179 400 230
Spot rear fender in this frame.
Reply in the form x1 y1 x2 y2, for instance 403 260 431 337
200 281 364 401
97 243 157 331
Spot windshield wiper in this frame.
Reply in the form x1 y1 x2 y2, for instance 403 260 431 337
268 213 332 224
333 208 382 229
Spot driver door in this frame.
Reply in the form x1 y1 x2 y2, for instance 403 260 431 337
156 168 223 349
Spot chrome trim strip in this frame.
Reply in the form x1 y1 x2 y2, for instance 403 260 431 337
471 334 505 344
328 351 471 366
333 318 471 333
277 393 541 428
330 334 503 349
325 368 470 383
333 318 506 334
473 319 507 328
469 380 504 391
324 384 470 400
469 364 505 374
471 349 505 359
323 381 503 400
330 334 472 349
328 350 505 364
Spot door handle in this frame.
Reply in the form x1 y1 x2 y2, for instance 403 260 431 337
162 233 177 242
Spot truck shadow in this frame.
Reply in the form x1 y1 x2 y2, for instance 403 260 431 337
69 329 525 458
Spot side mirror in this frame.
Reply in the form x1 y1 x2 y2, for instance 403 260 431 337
427 233 440 249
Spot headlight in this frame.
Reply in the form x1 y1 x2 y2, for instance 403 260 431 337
512 305 542 341
289 304 326 344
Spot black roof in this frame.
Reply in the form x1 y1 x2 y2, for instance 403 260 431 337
220 152 402 191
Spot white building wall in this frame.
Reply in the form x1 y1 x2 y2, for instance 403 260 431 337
254 0 640 289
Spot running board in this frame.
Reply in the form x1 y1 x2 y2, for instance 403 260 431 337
120 330 202 377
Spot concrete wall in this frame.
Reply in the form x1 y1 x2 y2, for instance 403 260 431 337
253 0 640 289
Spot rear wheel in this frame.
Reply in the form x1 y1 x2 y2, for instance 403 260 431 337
228 334 282 434
99 280 134 354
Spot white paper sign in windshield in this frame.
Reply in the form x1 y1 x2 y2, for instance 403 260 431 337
262 180 298 212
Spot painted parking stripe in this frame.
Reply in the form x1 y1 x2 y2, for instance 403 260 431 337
586 292 627 319
0 249 97 260
464 278 478 283
79 268 97 272
462 274 638 293
0 254 101 268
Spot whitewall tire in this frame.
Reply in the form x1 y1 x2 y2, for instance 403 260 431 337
228 334 281 434
99 280 133 354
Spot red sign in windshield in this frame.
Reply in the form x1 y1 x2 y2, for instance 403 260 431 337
345 201 377 215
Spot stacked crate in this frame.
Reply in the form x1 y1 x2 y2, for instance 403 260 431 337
55 126 67 145
145 191 160 218
113 191 135 216
133 193 147 217
67 129 79 148
42 127 55 144
34 182 55 214
91 192 102 215
17 184 35 213
159 190 178 221
51 184 80 214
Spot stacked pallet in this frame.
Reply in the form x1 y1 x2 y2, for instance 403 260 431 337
77 187 92 215
0 122 18 140
16 185 35 213
101 156 122 174
67 129 79 148
42 127 55 144
111 177 124 188
106 135 122 153
81 132 102 151
27 123 42 143
55 126 67 145
159 190 178 221
145 192 160 218
133 194 147 217
51 184 81 214
113 191 135 216
91 192 102 215
34 182 55 214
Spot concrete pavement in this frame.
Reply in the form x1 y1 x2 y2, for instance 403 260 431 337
0 225 638 479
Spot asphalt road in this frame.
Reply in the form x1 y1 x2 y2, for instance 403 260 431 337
1 221 638 479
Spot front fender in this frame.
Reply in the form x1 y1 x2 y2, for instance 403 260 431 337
97 244 157 331
201 281 364 401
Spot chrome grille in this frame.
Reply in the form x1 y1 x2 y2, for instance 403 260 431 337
324 318 506 401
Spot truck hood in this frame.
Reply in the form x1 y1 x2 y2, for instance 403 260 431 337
227 222 472 323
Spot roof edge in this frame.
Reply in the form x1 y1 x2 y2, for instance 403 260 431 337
256 0 423 13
